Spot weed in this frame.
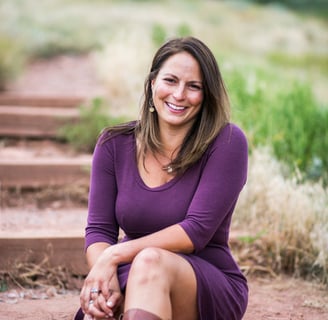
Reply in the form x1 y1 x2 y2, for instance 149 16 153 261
268 52 328 74
176 23 192 37
0 257 81 290
151 23 167 47
226 66 328 183
0 34 25 90
233 148 328 283
58 98 127 152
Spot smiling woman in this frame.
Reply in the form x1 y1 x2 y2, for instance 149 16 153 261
151 51 203 131
75 37 248 320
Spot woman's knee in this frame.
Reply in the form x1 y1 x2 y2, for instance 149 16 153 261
128 248 168 284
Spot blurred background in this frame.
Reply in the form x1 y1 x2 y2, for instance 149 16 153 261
0 0 327 288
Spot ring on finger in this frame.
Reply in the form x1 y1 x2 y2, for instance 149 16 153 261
90 288 100 294
89 300 94 305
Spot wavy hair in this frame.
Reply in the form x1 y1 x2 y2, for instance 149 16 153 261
102 37 230 175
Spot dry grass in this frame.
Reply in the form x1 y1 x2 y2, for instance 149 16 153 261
93 33 154 119
1 184 88 209
0 256 83 291
232 148 328 283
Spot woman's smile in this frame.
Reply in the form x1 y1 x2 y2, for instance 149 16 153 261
165 102 187 113
151 51 203 129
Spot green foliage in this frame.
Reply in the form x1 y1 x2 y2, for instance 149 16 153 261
268 52 328 75
58 98 127 152
176 23 192 37
226 68 328 182
238 230 266 244
151 23 167 47
0 34 25 90
249 0 328 18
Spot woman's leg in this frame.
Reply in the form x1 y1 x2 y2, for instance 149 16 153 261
123 247 198 320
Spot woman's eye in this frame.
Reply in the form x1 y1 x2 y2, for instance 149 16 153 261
164 78 175 83
189 84 202 90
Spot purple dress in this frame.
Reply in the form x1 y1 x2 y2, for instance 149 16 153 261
85 123 248 320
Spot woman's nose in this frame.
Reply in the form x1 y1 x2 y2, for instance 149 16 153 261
173 84 185 100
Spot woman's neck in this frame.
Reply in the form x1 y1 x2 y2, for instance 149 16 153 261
159 128 186 159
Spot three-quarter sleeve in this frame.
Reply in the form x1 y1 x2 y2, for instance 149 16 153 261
179 124 248 252
85 136 120 249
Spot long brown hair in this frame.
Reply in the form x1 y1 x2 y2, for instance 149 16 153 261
101 37 230 175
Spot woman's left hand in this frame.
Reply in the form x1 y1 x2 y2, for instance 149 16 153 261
80 249 123 319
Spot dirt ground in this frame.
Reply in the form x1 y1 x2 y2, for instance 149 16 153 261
1 55 328 320
0 275 327 320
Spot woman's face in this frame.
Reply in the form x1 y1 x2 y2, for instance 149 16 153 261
151 51 203 131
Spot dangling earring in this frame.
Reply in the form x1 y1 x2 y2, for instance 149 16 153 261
149 98 155 113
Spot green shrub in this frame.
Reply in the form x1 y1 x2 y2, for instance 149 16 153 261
151 23 167 47
267 52 328 75
0 34 25 90
226 67 328 183
176 23 192 37
58 98 127 153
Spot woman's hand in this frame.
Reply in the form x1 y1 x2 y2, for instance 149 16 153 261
85 277 123 319
80 248 123 319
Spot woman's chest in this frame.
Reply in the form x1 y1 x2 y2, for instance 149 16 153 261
115 171 200 236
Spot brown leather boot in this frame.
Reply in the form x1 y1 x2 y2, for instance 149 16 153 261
120 308 163 320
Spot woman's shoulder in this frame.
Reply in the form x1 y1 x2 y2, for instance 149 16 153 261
215 123 247 145
204 123 248 157
98 121 137 145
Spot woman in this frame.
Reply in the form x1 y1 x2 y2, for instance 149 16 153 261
77 36 248 320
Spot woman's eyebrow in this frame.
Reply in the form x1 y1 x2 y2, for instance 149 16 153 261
162 73 202 83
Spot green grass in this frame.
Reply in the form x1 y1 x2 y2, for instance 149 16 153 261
250 0 328 19
0 33 25 89
226 65 328 183
268 52 328 75
58 98 127 152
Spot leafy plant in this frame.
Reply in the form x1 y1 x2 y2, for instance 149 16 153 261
58 98 127 152
176 23 192 37
151 23 167 47
226 67 328 183
0 34 25 90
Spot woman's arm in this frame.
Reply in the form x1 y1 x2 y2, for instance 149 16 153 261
81 223 193 316
95 124 247 267
86 242 110 268
97 224 193 267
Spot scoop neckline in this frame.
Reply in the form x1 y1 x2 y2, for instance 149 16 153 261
131 135 182 191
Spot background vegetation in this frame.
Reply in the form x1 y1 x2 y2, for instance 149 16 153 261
0 0 327 283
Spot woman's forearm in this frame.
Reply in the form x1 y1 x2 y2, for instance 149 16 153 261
102 224 194 266
86 242 111 268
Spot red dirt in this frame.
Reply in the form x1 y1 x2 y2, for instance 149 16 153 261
1 55 327 320
0 275 327 320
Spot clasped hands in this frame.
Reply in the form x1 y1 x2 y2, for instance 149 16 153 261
84 287 122 320
80 250 123 319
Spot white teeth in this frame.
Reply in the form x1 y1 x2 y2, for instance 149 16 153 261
167 103 185 110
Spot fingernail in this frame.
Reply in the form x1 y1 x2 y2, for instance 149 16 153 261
107 300 113 307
